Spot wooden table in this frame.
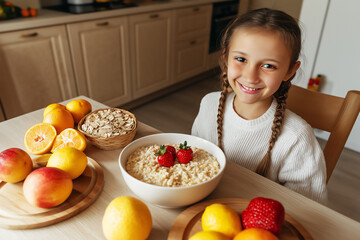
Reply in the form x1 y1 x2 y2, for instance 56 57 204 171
0 96 359 240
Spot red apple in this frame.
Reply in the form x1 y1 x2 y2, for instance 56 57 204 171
23 167 73 208
0 148 33 183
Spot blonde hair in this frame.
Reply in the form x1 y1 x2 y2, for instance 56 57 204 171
216 8 301 176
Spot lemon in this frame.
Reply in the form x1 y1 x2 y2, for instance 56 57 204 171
190 231 231 240
233 228 279 240
47 147 87 179
102 196 152 240
201 203 242 238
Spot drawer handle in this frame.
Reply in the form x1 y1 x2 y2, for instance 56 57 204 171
150 14 159 18
190 40 197 45
193 7 200 12
21 32 38 38
96 22 109 26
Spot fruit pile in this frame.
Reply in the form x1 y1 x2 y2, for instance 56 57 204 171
190 197 285 240
155 141 193 167
0 99 92 208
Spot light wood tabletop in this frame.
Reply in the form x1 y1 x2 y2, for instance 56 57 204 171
0 96 359 240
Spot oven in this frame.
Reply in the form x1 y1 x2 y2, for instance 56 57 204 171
209 0 239 53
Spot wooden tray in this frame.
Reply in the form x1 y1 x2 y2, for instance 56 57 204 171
168 198 313 240
0 157 104 230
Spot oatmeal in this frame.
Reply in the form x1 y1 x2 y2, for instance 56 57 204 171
126 144 220 187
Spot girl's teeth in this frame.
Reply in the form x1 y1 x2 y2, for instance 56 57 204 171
243 85 257 91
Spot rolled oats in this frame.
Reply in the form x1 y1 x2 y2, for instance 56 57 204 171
80 109 135 138
126 144 220 187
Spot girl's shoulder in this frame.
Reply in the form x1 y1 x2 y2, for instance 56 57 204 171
284 109 314 135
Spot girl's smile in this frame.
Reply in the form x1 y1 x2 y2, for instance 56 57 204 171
227 27 300 119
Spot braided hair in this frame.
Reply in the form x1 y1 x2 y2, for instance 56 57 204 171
216 8 301 176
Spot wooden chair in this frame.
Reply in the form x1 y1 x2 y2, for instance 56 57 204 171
287 85 360 183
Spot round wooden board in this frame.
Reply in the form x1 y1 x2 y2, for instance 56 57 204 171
0 157 104 230
168 198 313 240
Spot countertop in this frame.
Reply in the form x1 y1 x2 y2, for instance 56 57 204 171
0 0 225 33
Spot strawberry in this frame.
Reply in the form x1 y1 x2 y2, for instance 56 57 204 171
165 145 176 159
176 141 193 164
155 145 174 167
241 197 285 236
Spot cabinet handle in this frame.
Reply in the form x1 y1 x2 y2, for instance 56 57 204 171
96 22 109 26
149 14 159 18
21 32 38 38
190 40 197 45
193 7 200 12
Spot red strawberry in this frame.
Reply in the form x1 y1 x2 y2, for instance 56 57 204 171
241 197 285 236
176 141 193 164
155 145 174 167
165 145 176 159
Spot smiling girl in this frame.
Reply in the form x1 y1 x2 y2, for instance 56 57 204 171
191 8 327 203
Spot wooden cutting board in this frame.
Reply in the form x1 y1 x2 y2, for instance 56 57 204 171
0 157 104 230
168 198 313 240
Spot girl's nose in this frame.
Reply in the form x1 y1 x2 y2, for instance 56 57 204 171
243 64 260 83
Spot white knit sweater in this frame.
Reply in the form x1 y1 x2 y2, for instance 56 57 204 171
191 91 328 204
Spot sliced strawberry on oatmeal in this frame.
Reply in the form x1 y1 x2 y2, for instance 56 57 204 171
241 197 285 236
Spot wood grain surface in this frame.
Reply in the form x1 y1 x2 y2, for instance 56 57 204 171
168 198 313 240
0 157 104 230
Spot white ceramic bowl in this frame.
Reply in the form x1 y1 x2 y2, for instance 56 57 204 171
119 133 226 208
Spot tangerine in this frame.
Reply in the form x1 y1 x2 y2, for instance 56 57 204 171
233 228 279 240
43 108 74 134
51 128 86 153
65 99 92 124
24 123 57 155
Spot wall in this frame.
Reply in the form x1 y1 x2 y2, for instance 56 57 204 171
299 0 360 152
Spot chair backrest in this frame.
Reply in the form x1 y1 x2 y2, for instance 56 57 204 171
287 85 360 183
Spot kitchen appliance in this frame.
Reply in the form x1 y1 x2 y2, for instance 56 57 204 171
67 0 93 5
45 1 138 14
209 0 239 53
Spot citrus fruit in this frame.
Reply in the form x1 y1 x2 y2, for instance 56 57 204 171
102 196 152 240
46 147 87 179
65 99 92 124
233 228 279 240
24 123 57 155
51 128 87 153
43 103 66 117
201 203 242 238
43 108 74 134
189 231 231 240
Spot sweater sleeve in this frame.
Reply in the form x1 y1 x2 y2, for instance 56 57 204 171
277 124 328 205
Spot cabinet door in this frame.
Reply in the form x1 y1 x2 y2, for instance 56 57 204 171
174 4 212 41
67 16 132 107
0 25 76 119
174 37 209 82
129 10 173 99
0 101 5 122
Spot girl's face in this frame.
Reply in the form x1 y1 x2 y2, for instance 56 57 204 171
227 27 300 113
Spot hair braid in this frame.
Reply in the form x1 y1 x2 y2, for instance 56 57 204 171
217 72 230 150
255 81 291 176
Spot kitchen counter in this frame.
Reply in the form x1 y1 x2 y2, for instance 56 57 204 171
0 0 226 33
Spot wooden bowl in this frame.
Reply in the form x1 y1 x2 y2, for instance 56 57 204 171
77 108 137 150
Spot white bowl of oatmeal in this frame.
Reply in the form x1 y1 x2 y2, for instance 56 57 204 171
119 133 226 208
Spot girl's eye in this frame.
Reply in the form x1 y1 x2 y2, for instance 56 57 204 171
262 64 276 69
235 57 247 63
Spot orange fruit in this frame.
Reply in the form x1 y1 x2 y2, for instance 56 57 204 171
189 231 231 240
65 99 92 124
24 123 57 155
43 108 74 134
233 228 279 240
43 103 66 117
202 203 242 238
51 128 87 153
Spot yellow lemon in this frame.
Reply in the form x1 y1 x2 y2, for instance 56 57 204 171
189 231 231 240
46 147 87 179
65 99 92 124
102 196 152 240
43 103 66 117
233 228 279 240
201 203 242 238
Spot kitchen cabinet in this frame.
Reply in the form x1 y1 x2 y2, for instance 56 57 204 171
129 10 173 99
0 25 76 119
67 16 132 107
173 5 212 82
